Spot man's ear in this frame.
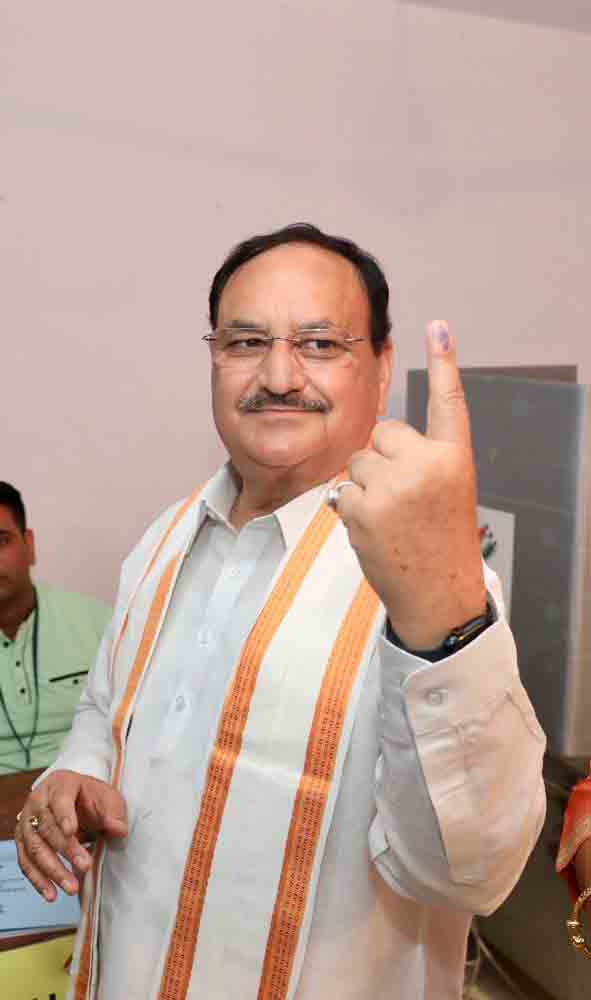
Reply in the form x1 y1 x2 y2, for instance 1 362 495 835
376 338 393 417
24 528 36 567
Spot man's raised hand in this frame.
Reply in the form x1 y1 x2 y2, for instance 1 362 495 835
335 320 486 651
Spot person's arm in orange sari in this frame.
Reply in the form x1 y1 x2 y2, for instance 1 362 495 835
574 839 591 895
557 777 591 900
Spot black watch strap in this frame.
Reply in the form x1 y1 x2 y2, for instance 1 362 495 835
386 602 495 662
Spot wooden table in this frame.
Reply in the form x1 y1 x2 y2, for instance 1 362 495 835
0 769 76 952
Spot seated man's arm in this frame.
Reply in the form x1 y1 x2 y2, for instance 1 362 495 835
371 579 546 916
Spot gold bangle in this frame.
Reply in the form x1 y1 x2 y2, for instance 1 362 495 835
567 887 591 957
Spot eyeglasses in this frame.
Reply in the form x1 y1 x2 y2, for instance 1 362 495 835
202 328 366 368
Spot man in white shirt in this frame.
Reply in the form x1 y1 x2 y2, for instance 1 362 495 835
15 223 545 1000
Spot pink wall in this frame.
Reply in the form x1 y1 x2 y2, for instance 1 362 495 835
2 2 590 602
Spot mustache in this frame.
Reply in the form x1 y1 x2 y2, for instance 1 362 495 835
237 391 329 413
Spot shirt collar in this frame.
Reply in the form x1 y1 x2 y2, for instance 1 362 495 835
199 463 240 526
198 463 332 548
0 604 36 645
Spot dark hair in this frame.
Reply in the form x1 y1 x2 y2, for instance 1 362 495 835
0 482 27 533
209 222 392 354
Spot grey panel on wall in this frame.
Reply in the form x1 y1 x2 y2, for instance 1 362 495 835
403 0 591 36
460 365 578 383
407 367 591 756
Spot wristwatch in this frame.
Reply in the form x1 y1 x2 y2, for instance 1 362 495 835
386 602 495 662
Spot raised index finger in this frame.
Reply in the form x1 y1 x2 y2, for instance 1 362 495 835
425 320 471 445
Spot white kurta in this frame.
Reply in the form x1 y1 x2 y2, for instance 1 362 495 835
48 467 546 1000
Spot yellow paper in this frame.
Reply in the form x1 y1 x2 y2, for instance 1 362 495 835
0 933 75 1000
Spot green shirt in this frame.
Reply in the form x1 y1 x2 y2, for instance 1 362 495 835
0 582 111 774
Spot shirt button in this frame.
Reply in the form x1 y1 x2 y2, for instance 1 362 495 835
197 626 212 647
227 566 240 578
175 694 186 711
15 660 21 667
425 689 446 707
3 641 10 648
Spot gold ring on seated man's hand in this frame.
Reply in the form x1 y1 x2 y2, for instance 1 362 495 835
567 887 591 957
20 814 41 832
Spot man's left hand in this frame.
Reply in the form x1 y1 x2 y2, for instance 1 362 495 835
335 320 487 651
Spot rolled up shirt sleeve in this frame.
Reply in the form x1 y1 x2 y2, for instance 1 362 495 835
370 596 546 916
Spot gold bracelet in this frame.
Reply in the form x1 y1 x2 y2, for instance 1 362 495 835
567 887 591 957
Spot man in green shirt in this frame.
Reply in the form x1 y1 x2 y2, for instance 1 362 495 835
0 482 110 774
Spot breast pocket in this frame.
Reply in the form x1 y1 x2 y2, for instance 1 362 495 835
41 669 89 719
48 669 89 688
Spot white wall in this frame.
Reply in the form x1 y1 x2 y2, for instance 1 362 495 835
2 1 590 603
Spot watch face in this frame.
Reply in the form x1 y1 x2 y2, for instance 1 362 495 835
446 604 493 650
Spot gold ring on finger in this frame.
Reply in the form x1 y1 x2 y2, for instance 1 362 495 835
326 480 355 512
29 815 40 832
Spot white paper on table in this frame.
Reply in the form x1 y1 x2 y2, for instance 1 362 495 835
0 839 80 931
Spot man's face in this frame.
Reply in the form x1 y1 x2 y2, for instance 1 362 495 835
210 243 392 485
0 506 35 604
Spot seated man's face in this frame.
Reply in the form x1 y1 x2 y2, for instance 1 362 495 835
0 506 35 605
210 243 392 484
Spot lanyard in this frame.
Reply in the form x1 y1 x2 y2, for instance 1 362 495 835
0 591 40 769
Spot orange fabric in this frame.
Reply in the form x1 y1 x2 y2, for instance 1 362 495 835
111 552 182 787
108 487 202 683
556 776 591 901
258 578 379 1000
73 841 105 1000
157 504 338 1000
74 491 202 999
